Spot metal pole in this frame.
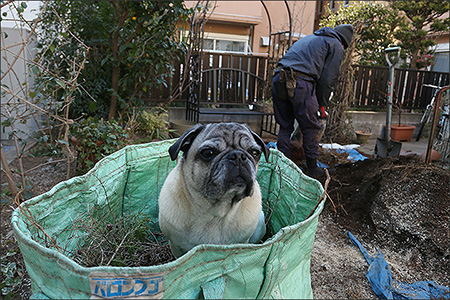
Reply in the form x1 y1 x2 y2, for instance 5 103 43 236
385 64 394 141
384 47 401 141
284 0 292 48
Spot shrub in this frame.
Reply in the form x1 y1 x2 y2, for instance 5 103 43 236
137 108 173 141
70 118 129 174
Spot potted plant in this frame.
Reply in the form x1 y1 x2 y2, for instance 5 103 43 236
253 98 274 114
355 127 372 144
390 101 416 142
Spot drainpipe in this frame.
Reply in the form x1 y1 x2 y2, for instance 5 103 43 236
249 24 254 54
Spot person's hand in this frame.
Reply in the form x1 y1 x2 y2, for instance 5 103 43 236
318 106 328 119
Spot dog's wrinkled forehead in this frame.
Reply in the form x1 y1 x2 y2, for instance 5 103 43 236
168 122 270 161
197 123 255 149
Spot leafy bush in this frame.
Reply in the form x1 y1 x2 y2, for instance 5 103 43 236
137 108 173 141
70 118 129 174
1 249 28 300
34 1 193 119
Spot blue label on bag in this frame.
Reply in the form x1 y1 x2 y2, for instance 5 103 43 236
89 272 165 299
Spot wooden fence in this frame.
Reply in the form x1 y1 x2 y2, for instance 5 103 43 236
195 52 270 105
352 65 449 109
143 53 449 111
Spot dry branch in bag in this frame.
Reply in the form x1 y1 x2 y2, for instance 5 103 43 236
68 209 175 268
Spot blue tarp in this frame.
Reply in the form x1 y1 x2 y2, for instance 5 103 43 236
335 148 368 162
347 231 450 299
265 142 368 167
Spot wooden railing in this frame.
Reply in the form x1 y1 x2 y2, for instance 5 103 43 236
143 53 449 112
352 65 449 110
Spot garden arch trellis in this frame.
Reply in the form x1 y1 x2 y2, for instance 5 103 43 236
185 0 293 124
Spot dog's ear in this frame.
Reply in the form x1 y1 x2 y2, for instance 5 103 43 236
251 130 270 162
169 124 205 161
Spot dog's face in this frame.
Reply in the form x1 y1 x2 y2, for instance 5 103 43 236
169 123 269 205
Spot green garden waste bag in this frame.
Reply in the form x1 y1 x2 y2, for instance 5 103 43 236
12 139 325 299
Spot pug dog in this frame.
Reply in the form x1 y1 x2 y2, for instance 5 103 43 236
158 123 270 257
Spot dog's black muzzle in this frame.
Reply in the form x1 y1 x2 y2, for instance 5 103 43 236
225 150 254 197
205 150 256 203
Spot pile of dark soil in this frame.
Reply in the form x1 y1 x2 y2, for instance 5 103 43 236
328 156 448 263
310 154 449 298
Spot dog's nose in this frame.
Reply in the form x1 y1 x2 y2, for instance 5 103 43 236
227 150 247 164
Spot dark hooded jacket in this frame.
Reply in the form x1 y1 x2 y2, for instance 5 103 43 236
277 27 345 107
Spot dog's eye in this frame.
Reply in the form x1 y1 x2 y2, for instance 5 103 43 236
250 148 261 158
200 148 215 159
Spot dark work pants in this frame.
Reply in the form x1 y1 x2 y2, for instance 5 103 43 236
272 72 321 160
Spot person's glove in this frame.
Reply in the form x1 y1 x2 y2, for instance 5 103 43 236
317 106 328 119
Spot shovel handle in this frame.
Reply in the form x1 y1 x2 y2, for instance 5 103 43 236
385 46 401 54
385 47 401 67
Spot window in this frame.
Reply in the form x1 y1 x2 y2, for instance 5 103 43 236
432 51 450 73
330 1 335 11
202 32 250 54
343 0 350 7
429 43 449 73
205 39 246 53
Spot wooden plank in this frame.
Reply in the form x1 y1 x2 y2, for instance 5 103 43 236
248 57 257 102
394 68 406 107
360 66 370 106
353 65 364 106
366 67 377 106
202 53 210 101
412 71 426 108
407 70 419 108
257 57 267 100
371 68 382 107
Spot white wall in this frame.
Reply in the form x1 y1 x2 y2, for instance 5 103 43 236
1 27 38 141
1 1 42 28
1 2 41 141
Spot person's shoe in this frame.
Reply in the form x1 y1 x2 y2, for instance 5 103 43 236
305 158 325 178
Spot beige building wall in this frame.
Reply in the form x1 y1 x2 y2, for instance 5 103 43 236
184 1 318 55
254 1 316 54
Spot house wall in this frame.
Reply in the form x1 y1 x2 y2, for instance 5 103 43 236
0 27 38 141
184 1 317 55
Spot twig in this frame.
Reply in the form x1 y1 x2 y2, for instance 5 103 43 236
23 158 69 175
0 144 18 197
106 229 132 266
1 1 15 8
1 86 72 125
0 1 48 81
11 126 26 189
306 168 331 219
325 191 337 213
14 189 62 253
51 7 90 50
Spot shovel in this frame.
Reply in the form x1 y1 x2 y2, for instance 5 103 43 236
374 47 402 158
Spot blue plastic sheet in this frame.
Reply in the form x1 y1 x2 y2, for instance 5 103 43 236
264 142 367 169
335 148 368 162
266 142 277 149
347 231 450 299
